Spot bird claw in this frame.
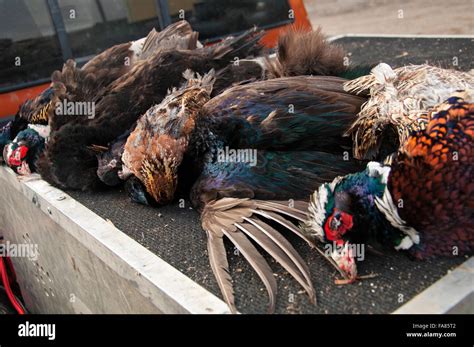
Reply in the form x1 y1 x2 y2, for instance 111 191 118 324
16 162 32 176
357 273 379 280
334 277 356 285
334 272 378 285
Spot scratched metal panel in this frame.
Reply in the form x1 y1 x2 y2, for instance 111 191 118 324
0 167 229 314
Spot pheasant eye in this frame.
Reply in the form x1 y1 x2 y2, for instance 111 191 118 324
330 213 342 230
324 208 354 242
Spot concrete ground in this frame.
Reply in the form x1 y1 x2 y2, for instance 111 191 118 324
304 0 474 36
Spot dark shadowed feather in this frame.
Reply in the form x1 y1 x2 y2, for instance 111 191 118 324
203 76 366 152
267 26 347 78
96 127 134 186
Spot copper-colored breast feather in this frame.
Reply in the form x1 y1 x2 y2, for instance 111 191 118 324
389 93 474 257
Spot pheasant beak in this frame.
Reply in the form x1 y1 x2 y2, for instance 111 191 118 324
125 176 150 206
331 242 358 285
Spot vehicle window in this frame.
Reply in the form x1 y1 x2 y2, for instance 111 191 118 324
0 0 64 89
168 0 292 40
56 0 161 59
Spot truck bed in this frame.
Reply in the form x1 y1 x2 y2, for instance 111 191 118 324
4 36 474 314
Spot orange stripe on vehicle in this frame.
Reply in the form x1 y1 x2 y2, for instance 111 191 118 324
260 0 312 47
0 83 50 119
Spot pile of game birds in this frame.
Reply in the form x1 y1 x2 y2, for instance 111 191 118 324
1 21 472 313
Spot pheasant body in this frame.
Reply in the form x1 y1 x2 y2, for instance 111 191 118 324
202 76 365 152
190 76 368 209
39 23 262 191
121 70 216 204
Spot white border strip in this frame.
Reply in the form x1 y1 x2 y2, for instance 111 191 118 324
328 33 474 42
0 167 230 314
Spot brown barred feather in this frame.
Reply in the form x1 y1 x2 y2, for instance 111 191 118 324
344 64 474 160
122 70 215 204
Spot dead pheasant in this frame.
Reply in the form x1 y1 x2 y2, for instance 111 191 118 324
121 70 216 205
121 72 367 312
38 23 263 191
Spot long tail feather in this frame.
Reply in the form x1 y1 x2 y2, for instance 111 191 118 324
206 230 236 313
257 201 308 222
210 27 264 61
242 217 316 303
221 227 277 313
201 197 318 313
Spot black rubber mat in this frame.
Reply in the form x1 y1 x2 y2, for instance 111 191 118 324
334 36 474 71
68 37 471 314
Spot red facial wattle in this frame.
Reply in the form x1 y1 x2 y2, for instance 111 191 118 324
324 209 354 241
8 146 28 167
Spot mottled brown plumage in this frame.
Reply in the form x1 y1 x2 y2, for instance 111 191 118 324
17 90 54 126
40 22 262 191
344 63 474 160
121 70 215 204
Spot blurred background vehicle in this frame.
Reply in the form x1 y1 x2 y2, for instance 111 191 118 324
0 0 311 121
